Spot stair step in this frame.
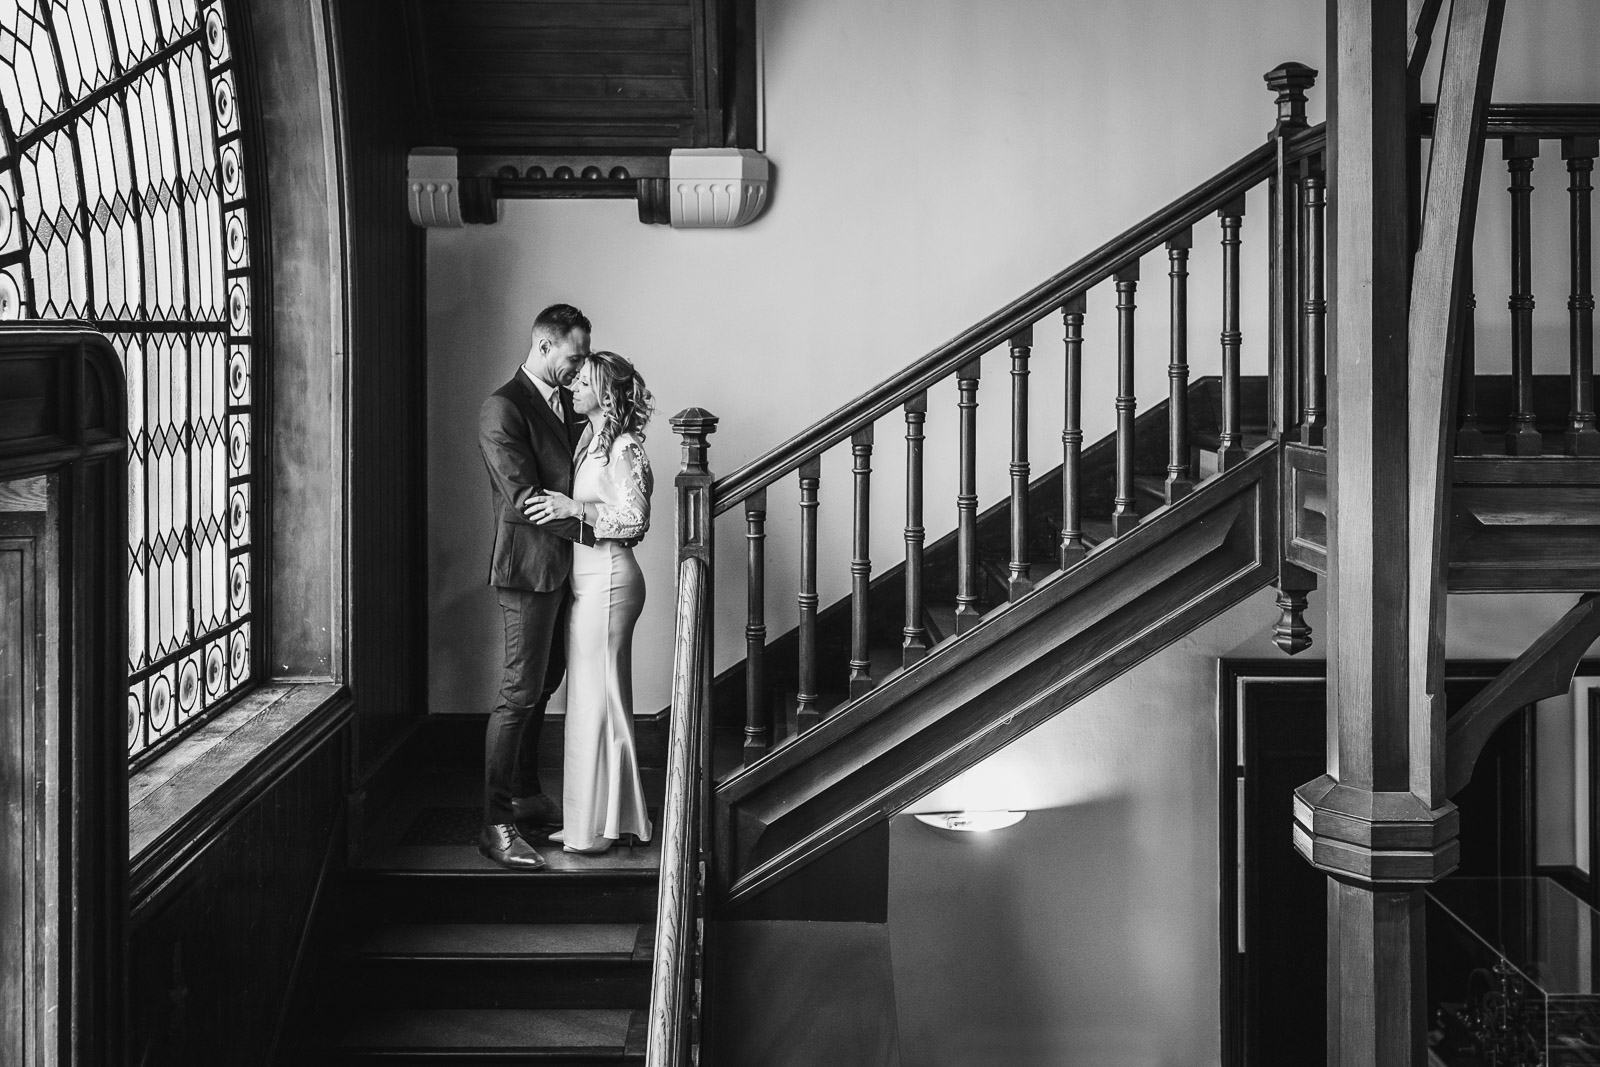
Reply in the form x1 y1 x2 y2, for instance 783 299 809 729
327 1007 646 1064
335 923 652 1010
349 867 660 926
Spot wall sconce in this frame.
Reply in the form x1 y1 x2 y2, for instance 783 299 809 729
913 811 1027 833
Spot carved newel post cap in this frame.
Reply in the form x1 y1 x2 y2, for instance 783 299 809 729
407 147 463 228
1264 61 1318 90
1265 62 1318 133
667 149 770 229
669 408 720 435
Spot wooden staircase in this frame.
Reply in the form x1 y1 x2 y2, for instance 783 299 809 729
309 756 666 1065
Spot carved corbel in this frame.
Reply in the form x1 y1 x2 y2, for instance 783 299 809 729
408 147 497 227
662 148 771 229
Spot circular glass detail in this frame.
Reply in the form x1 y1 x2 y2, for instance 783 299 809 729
212 76 236 131
205 643 225 698
227 281 248 334
229 489 247 540
149 673 173 731
225 213 246 266
228 419 247 472
0 272 20 320
230 561 247 613
178 656 200 713
220 142 242 200
229 629 247 683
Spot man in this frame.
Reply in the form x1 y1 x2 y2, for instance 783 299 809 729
476 303 596 870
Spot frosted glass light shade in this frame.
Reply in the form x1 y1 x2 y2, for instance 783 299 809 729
912 810 1027 833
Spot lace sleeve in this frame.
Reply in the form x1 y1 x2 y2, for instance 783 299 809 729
592 437 652 541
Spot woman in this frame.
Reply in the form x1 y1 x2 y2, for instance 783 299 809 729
523 351 655 854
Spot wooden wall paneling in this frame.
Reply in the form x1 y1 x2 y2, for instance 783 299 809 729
332 0 431 778
0 328 128 1067
126 724 348 1067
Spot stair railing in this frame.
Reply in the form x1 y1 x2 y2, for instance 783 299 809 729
645 556 709 1067
1422 104 1600 457
672 62 1330 768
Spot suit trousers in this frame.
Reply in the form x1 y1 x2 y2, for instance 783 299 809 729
484 584 569 825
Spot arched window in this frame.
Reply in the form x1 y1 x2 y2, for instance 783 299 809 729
0 0 255 762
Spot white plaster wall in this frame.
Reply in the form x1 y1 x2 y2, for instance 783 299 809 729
890 590 1598 1067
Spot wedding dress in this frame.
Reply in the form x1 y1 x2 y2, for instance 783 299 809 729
563 430 654 850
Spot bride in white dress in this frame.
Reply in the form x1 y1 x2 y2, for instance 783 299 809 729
525 351 655 854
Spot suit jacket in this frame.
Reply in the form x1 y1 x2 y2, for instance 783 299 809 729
479 368 593 591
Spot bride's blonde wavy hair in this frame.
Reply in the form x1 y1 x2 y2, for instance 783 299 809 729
584 350 655 461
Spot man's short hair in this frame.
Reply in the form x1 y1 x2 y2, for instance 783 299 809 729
533 303 591 342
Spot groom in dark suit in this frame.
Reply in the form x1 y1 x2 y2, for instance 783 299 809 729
476 303 596 869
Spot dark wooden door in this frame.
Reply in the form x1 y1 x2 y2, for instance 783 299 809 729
1222 664 1538 1067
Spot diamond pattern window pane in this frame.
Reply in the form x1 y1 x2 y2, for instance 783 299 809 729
0 0 256 762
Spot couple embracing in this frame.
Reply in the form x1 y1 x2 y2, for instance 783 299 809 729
476 303 655 871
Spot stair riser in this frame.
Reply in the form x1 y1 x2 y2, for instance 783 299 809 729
323 1054 640 1065
350 877 659 926
330 959 650 1010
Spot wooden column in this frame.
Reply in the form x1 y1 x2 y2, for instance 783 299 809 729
795 456 821 733
848 426 874 698
1111 263 1141 537
1165 229 1195 503
1300 165 1328 444
1456 260 1485 455
1565 136 1599 456
1217 199 1248 469
1296 1 1504 1064
1007 326 1034 599
902 393 930 666
1505 136 1542 456
742 489 768 761
1059 294 1088 567
955 359 982 633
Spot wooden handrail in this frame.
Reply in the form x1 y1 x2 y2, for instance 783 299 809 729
1420 101 1600 137
708 124 1326 514
646 556 709 1067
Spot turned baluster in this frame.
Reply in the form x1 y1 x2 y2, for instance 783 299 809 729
1300 167 1327 444
1505 137 1542 456
743 489 768 760
1060 293 1088 568
848 426 874 698
1457 258 1485 455
902 392 930 666
796 456 821 732
955 358 982 633
1008 325 1034 599
1111 263 1140 537
1166 229 1195 502
1218 196 1247 469
1565 135 1598 456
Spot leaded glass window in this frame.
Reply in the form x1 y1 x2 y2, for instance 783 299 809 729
0 0 256 762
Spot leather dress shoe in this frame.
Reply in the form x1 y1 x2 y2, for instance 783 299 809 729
478 823 547 871
511 793 563 838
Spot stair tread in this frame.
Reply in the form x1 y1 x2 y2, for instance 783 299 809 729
357 924 643 959
362 842 662 875
336 1007 640 1052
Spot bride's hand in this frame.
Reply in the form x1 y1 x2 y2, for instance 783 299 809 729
525 490 581 525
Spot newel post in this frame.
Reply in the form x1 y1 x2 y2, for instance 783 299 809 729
671 408 719 572
1266 61 1318 441
670 408 717 883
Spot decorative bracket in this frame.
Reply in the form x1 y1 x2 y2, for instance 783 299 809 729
660 148 770 228
407 147 497 227
414 147 770 229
